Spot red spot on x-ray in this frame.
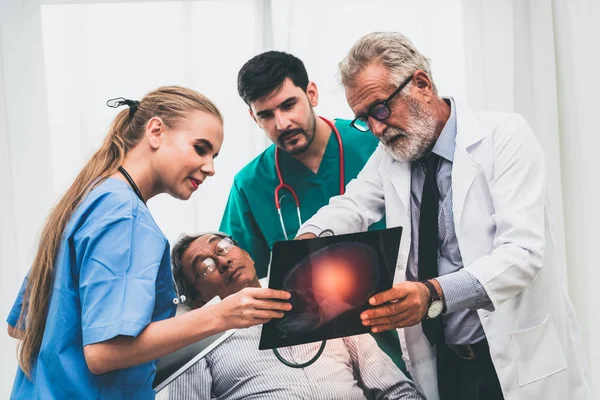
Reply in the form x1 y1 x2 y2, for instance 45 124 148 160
277 242 380 336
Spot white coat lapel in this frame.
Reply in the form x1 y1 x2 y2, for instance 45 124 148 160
383 158 411 210
452 105 485 227
452 147 480 225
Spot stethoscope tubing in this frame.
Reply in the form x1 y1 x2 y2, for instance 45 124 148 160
274 116 345 239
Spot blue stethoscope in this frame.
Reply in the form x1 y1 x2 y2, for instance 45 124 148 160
274 116 345 240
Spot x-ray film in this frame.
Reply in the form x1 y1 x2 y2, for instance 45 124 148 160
259 227 402 350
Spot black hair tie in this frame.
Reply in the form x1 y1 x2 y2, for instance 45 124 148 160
106 97 140 119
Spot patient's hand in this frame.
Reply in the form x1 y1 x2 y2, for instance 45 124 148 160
214 287 292 330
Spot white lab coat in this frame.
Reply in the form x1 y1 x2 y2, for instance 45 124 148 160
298 104 591 400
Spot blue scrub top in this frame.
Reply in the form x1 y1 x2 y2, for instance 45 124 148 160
7 178 176 399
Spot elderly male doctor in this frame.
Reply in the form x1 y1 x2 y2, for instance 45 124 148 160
296 32 590 400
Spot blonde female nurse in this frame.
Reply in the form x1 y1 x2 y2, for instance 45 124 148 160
6 86 291 399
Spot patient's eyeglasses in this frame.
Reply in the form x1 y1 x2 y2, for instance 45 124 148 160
194 236 235 286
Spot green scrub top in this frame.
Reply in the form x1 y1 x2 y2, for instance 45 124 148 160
220 118 408 375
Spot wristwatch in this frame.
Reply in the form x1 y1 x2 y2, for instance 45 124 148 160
421 280 444 319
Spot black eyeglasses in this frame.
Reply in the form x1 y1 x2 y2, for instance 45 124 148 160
193 236 235 287
350 74 414 132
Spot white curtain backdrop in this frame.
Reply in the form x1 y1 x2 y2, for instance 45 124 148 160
550 0 600 385
0 0 597 397
463 0 600 387
1 1 55 397
0 15 19 400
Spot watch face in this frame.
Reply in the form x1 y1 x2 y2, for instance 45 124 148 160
428 300 444 319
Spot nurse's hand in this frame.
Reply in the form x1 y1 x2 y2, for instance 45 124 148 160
214 287 292 330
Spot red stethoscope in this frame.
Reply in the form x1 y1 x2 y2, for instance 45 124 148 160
274 116 345 240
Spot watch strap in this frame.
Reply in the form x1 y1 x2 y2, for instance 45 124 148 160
421 280 441 303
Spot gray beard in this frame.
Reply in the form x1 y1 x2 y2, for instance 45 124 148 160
382 99 438 162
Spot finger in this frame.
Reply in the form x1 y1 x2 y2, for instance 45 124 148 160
361 306 411 326
369 323 396 333
362 312 407 327
368 312 422 331
360 300 409 320
246 287 291 300
253 299 292 312
368 285 409 306
251 310 286 320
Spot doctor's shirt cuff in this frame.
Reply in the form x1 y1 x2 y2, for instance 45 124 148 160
435 270 494 314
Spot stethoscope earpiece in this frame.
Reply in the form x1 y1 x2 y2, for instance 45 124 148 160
172 275 187 305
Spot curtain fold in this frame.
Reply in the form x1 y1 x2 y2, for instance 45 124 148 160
0 16 20 400
463 0 568 278
462 0 599 392
551 0 600 387
1 0 52 397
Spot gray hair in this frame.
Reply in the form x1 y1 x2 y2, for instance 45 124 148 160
339 32 437 94
171 231 233 308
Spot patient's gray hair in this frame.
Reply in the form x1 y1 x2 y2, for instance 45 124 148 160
339 32 437 94
171 232 233 308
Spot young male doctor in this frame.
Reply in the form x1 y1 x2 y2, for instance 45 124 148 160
297 32 590 400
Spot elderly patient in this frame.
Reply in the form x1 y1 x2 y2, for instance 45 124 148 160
168 232 423 400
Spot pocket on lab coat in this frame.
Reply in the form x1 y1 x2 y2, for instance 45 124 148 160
510 315 566 387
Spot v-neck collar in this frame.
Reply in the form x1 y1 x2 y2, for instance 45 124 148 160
277 125 339 184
